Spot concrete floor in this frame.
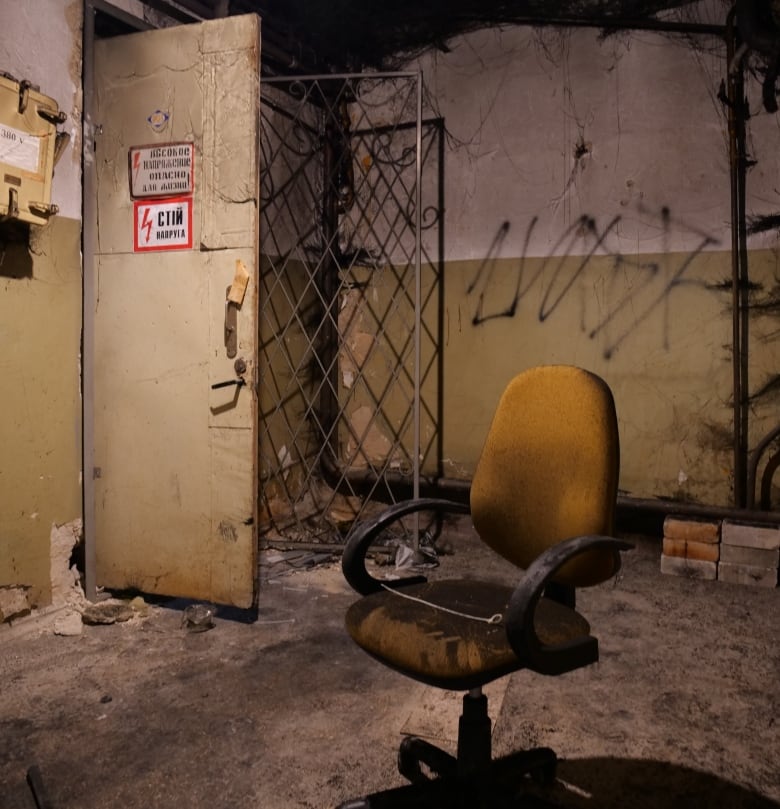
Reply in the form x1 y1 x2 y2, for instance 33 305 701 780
1 528 778 809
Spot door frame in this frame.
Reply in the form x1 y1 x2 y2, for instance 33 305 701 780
82 1 154 601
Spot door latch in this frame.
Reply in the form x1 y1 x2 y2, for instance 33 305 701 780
211 358 247 390
211 378 245 390
224 285 238 358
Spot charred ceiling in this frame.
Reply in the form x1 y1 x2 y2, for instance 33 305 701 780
144 0 724 71
124 0 780 108
234 0 723 72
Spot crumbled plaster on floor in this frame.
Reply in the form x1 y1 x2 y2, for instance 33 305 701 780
52 609 84 637
1 519 152 638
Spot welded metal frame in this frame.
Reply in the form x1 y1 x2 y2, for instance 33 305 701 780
258 71 432 545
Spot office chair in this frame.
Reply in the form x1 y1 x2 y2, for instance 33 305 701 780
337 365 632 808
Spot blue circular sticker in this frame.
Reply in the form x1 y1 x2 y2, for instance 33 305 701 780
147 109 170 133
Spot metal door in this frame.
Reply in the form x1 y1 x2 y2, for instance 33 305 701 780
86 15 260 607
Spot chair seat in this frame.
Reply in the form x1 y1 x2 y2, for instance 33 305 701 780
345 579 591 690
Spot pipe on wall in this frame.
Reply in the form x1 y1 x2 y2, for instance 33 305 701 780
724 7 751 509
321 460 780 532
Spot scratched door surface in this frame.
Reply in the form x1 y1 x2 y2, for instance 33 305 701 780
90 16 260 607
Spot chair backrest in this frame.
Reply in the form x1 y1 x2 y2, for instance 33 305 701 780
470 365 620 587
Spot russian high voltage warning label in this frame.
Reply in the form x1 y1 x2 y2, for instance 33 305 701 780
129 142 194 198
133 197 193 252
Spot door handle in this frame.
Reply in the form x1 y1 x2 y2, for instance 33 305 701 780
224 285 238 358
211 378 245 390
211 358 247 391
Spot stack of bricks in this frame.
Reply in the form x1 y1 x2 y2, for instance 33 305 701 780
719 521 780 588
661 517 720 581
661 516 779 588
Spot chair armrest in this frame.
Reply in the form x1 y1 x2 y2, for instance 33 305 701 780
505 535 634 675
342 498 471 595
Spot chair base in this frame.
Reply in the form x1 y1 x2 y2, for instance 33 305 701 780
337 690 561 809
336 746 560 808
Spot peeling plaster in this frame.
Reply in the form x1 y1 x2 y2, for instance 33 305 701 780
442 457 471 480
50 518 82 607
277 444 293 479
0 586 32 623
340 332 374 387
346 406 396 468
261 476 365 534
339 288 377 388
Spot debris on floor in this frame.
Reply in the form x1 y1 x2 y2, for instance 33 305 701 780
394 539 439 571
2 535 780 809
82 601 137 626
52 610 83 637
3 581 152 638
181 603 215 633
259 548 337 582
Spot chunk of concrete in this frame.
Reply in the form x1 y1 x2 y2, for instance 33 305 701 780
81 602 135 625
53 609 84 636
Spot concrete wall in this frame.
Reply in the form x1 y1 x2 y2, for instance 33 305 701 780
392 24 779 506
2 7 777 611
259 24 778 513
0 0 83 611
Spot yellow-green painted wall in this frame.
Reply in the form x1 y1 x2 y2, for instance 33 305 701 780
0 217 83 606
335 246 777 508
1 0 83 612
439 247 779 504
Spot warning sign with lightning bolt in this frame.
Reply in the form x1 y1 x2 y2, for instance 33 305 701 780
133 197 193 252
132 151 143 191
128 142 194 199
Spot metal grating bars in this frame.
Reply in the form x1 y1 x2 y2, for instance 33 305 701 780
258 73 442 545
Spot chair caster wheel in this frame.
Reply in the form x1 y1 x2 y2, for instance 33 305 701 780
398 735 458 783
398 737 427 783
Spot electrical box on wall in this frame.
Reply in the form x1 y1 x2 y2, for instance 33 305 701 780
0 73 67 226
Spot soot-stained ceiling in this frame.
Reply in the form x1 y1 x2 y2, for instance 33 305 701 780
130 0 780 108
234 0 716 71
141 0 723 72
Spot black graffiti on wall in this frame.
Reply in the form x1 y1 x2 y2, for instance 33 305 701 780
467 209 720 359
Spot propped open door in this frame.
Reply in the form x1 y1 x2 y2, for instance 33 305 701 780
86 15 261 607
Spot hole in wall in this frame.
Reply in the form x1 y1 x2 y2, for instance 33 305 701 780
0 220 33 279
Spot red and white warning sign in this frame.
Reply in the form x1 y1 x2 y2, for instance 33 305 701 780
133 197 193 252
